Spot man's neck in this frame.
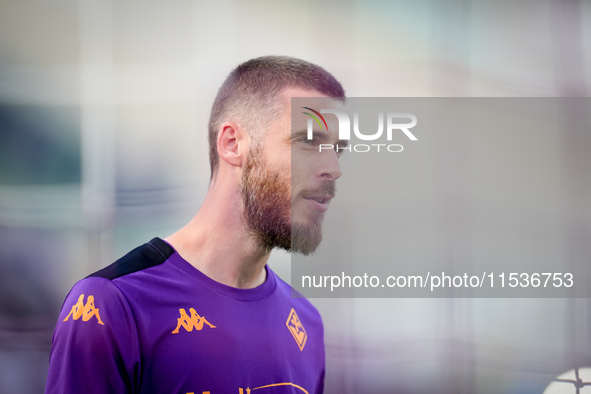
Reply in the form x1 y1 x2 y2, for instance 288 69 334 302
165 184 270 289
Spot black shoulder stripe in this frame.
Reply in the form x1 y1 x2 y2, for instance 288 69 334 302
87 237 175 280
146 237 175 259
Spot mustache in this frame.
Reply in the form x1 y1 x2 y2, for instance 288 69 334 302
299 181 336 199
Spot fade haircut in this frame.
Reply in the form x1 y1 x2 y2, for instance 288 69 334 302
207 56 345 179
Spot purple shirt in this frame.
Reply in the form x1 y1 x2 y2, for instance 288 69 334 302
45 238 325 394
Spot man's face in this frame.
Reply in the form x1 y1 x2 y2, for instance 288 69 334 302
240 88 344 255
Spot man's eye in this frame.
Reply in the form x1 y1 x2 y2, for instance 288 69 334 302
301 138 314 145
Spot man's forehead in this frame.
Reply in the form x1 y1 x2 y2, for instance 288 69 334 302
289 95 343 131
262 87 344 142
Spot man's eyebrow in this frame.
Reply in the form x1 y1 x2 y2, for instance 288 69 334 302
291 130 336 142
291 130 309 140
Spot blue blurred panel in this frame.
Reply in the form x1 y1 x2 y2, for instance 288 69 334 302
0 104 80 185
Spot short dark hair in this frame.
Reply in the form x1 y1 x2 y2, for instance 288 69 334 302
208 56 345 178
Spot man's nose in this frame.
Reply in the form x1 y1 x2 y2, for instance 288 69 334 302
319 150 342 181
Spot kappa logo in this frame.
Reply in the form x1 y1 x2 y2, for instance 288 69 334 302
63 294 105 325
285 308 307 351
172 308 216 334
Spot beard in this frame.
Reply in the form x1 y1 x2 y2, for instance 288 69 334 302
240 147 334 256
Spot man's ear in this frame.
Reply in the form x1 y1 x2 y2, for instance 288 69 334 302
217 122 248 168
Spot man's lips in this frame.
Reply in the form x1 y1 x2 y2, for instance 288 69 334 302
303 195 333 212
306 195 332 204
299 181 336 213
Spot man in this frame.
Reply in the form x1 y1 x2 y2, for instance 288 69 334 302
45 56 345 394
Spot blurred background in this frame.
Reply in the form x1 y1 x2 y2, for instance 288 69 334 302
0 0 589 393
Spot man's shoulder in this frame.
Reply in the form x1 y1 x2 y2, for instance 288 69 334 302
62 237 176 308
56 238 177 332
87 237 174 281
